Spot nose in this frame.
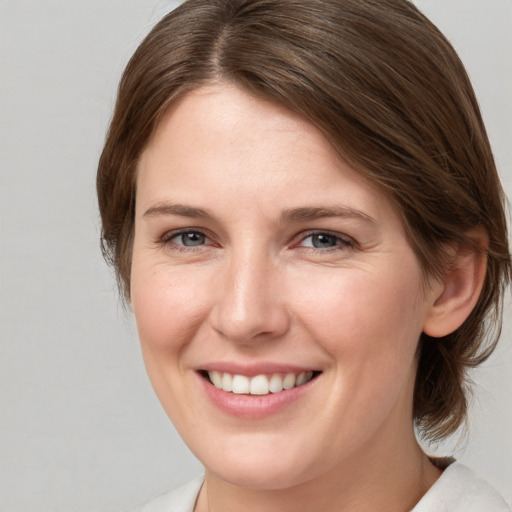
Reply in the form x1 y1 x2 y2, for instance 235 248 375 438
209 251 290 345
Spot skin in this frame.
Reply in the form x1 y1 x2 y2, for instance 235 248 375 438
130 83 460 512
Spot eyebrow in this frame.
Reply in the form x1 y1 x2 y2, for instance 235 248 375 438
143 202 376 224
280 206 376 224
143 203 213 219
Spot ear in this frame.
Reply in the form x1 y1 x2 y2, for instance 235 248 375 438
422 228 488 338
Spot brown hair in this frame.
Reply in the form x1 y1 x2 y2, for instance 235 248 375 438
97 0 511 441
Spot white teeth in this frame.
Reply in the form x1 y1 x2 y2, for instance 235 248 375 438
282 373 296 389
207 371 316 395
232 375 250 394
269 374 283 393
222 372 233 392
249 375 269 395
210 370 222 389
296 371 307 386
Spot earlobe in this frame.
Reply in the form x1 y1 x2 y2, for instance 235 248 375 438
423 230 488 338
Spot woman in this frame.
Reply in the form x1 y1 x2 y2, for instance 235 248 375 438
97 0 511 510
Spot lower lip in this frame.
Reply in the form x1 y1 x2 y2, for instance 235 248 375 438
199 373 319 419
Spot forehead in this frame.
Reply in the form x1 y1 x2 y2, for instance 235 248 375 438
137 83 400 226
141 83 342 176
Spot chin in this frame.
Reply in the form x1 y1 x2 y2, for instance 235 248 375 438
199 439 327 491
209 461 311 491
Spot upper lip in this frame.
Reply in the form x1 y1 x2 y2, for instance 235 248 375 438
198 362 320 377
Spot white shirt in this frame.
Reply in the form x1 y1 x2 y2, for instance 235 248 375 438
134 462 510 512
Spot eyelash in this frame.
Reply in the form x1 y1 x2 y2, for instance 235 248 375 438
295 231 355 252
160 229 355 253
160 229 214 251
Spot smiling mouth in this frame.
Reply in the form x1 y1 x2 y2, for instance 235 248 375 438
201 370 321 396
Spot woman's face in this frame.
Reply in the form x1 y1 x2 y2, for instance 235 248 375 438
131 84 439 489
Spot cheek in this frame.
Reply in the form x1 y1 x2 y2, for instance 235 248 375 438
293 266 425 441
130 260 208 355
293 264 425 372
130 260 212 423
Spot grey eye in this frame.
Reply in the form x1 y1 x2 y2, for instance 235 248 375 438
177 231 206 246
305 233 340 249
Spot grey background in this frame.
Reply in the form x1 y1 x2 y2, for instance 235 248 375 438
1 1 510 511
